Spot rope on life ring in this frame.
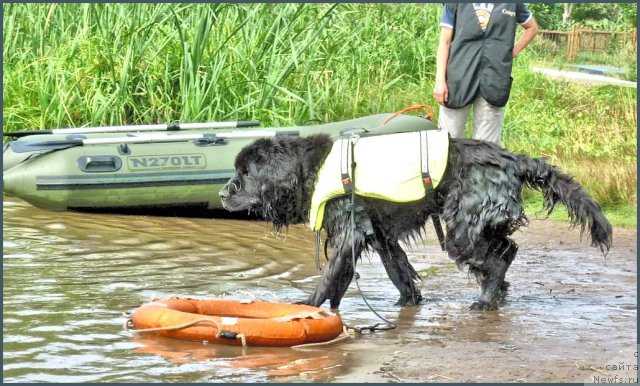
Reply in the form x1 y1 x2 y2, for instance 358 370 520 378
125 314 248 350
291 326 355 349
272 309 333 322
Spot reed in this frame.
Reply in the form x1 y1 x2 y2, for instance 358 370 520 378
3 3 440 129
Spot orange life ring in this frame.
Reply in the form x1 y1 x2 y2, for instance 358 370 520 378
128 297 344 347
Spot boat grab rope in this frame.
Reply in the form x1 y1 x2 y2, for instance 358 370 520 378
383 104 434 125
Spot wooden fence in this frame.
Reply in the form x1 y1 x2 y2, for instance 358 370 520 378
538 28 636 61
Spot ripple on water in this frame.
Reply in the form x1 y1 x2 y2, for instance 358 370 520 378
3 252 35 259
3 335 46 344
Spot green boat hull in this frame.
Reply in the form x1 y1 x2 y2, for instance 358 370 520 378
3 114 438 212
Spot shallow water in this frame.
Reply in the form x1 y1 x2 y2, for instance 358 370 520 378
2 195 434 382
3 195 637 382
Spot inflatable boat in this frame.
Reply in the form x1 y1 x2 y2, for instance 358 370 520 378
3 113 437 213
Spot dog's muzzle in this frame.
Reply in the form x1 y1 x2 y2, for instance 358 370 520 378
219 180 233 208
219 178 257 211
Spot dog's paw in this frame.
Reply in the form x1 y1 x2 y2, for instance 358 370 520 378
300 294 330 308
395 293 423 306
500 281 511 292
469 300 498 311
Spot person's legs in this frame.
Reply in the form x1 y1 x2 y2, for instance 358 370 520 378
438 104 471 138
472 96 505 145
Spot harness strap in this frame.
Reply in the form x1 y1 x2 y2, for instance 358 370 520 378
314 231 322 271
340 138 353 193
431 214 446 251
420 131 446 252
419 131 433 190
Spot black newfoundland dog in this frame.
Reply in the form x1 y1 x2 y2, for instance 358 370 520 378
219 133 612 310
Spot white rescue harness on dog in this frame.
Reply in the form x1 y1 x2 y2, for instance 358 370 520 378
309 129 449 232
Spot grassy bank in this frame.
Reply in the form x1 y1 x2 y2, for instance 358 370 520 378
522 195 637 228
506 46 636 227
3 3 636 226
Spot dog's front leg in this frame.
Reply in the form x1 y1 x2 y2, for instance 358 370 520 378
304 224 366 309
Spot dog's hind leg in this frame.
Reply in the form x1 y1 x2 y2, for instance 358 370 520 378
372 237 423 306
468 237 518 310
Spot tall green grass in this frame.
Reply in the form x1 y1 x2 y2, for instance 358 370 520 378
3 3 440 128
3 3 637 215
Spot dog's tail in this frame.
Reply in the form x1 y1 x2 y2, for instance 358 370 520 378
519 156 612 254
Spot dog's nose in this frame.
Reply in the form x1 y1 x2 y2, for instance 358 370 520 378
219 180 231 199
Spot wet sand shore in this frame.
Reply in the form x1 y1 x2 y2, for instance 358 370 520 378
334 221 637 383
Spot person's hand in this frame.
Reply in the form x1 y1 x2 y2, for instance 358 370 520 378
512 43 523 57
433 79 448 105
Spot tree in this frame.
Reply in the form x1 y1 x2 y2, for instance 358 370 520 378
528 3 637 31
527 3 564 30
570 3 637 31
563 3 572 24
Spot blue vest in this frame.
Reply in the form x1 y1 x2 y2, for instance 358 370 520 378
445 3 518 109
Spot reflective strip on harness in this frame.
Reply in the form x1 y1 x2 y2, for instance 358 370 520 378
420 130 433 191
421 131 445 251
340 138 352 193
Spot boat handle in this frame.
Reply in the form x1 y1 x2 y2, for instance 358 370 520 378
77 156 122 173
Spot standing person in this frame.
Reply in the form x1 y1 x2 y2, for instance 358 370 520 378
433 3 538 145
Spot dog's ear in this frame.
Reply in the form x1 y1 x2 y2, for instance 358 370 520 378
235 138 273 172
260 179 303 228
255 140 307 226
258 159 300 201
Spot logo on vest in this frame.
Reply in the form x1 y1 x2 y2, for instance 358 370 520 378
473 3 494 30
502 9 516 17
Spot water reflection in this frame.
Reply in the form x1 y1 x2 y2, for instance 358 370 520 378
131 335 347 382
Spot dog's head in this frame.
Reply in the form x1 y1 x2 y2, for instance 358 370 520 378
220 135 332 228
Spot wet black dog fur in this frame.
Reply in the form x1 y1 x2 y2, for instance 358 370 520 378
219 134 612 310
